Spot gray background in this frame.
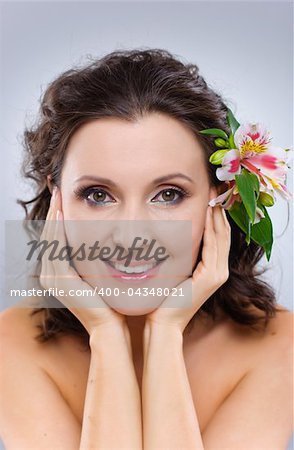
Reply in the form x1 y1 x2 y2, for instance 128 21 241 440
0 1 293 449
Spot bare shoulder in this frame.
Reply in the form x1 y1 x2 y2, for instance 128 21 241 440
0 304 40 347
0 302 52 356
263 304 293 335
0 302 88 370
250 305 293 354
0 304 81 448
227 304 293 367
0 304 52 398
201 306 293 449
258 305 293 368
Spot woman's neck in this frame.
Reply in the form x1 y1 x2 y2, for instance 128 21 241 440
125 314 147 361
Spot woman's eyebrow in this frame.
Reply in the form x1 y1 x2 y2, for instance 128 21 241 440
74 173 195 186
74 175 118 187
152 173 194 184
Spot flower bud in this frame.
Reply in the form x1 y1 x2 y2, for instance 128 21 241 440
258 192 275 207
214 138 228 148
209 149 229 165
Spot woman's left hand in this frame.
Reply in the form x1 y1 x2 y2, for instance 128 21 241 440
145 205 231 334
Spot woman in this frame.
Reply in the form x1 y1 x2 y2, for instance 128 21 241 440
0 48 292 449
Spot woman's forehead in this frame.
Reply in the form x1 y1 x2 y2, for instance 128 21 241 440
64 113 206 173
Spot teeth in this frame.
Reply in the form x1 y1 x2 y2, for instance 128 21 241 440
112 262 157 274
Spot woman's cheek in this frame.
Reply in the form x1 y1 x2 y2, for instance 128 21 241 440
60 183 89 216
61 203 78 221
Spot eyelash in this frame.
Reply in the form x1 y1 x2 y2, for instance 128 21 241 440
73 185 191 207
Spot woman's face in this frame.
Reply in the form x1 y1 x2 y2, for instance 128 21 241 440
57 112 218 314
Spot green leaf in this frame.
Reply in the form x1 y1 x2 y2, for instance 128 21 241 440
228 133 236 148
209 149 229 165
227 202 251 245
228 202 273 261
251 205 273 261
235 169 260 223
199 128 229 140
226 108 240 135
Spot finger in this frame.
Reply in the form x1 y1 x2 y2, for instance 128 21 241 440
52 189 73 281
214 205 231 235
213 205 227 231
45 188 60 277
39 188 55 241
51 204 84 310
201 206 218 270
39 188 57 288
52 196 108 310
213 206 231 278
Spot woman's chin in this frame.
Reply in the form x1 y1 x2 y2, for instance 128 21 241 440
102 297 164 316
112 306 158 316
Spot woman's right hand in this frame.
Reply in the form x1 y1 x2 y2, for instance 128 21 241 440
39 186 127 337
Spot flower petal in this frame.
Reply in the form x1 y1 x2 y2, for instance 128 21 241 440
245 148 289 180
224 193 240 209
253 206 265 224
259 182 276 200
234 122 271 150
234 123 250 150
216 149 241 181
274 183 293 200
208 186 234 207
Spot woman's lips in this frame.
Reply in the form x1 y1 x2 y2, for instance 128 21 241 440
104 259 164 283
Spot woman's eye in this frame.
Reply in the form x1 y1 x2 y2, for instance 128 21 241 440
151 188 187 205
79 188 115 206
75 186 189 207
88 189 114 204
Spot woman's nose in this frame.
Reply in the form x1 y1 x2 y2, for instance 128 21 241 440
111 218 153 252
116 201 150 222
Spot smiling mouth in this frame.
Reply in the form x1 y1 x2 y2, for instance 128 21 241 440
104 258 166 275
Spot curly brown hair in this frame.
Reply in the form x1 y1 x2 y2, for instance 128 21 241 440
17 48 285 347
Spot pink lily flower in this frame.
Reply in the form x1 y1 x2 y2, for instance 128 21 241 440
208 181 241 209
214 123 292 202
209 180 267 224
